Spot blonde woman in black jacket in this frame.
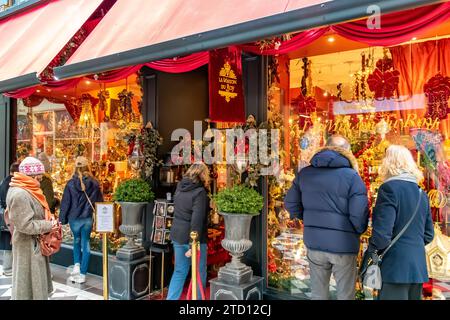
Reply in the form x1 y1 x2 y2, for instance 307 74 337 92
167 162 210 300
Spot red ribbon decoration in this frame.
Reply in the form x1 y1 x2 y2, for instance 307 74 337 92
367 58 400 100
424 73 450 120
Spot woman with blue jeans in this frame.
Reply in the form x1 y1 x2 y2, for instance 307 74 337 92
167 162 210 300
59 157 103 284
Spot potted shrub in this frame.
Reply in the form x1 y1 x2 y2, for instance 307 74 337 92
212 185 263 274
113 178 154 259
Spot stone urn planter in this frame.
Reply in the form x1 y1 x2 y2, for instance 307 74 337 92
218 212 261 285
116 202 148 261
213 185 264 285
210 185 264 300
220 212 258 267
113 178 154 262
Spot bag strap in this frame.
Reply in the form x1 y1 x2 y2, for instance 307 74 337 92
83 190 97 228
379 188 423 260
84 190 96 212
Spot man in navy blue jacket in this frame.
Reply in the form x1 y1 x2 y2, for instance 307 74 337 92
284 135 369 300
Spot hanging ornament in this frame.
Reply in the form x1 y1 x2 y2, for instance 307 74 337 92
367 53 400 100
292 57 316 121
268 57 280 85
97 89 110 112
118 89 134 120
424 73 450 120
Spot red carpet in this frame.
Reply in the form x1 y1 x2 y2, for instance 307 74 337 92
148 284 211 300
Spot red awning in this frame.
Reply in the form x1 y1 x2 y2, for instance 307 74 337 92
0 0 103 88
65 0 329 65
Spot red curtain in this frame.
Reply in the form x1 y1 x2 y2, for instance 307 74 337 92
4 53 210 98
332 2 450 46
146 52 209 73
239 28 329 55
391 38 450 98
4 87 38 99
390 38 450 137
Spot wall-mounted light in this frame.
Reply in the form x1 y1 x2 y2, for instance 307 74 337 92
327 36 335 43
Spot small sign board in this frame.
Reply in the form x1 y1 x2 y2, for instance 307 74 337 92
95 202 115 233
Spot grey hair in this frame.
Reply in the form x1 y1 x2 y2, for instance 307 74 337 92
326 134 351 150
38 152 51 173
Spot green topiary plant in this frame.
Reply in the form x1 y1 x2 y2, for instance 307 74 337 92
212 185 264 215
113 178 155 203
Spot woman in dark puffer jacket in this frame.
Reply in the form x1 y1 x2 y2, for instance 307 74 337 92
167 162 210 300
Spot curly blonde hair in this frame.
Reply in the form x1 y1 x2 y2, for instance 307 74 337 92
379 145 423 182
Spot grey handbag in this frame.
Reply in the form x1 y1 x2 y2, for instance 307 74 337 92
361 189 423 290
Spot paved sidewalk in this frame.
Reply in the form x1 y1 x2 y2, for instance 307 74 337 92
0 252 103 300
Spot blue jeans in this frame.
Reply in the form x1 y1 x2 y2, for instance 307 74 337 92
69 217 93 275
166 242 207 300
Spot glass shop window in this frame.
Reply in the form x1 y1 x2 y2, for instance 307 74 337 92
15 74 144 254
266 35 450 299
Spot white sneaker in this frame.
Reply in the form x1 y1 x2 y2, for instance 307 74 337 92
70 264 80 276
72 274 86 284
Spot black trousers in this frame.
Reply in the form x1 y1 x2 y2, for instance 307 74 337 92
379 283 423 300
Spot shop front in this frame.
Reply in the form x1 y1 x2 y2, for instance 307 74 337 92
0 0 449 300
261 5 450 299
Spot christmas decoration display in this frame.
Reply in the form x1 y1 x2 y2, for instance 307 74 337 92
78 93 98 131
424 73 450 120
135 121 163 182
15 74 145 253
367 52 400 100
117 89 134 121
291 58 317 125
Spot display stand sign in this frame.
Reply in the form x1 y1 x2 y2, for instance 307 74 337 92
95 202 115 300
96 202 115 233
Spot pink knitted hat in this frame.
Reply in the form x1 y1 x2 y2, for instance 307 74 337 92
19 157 46 176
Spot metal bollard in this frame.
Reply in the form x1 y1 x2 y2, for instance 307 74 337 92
190 231 198 300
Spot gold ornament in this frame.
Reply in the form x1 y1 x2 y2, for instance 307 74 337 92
428 189 447 208
425 224 450 281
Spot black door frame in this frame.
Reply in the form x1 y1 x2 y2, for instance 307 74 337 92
0 95 15 179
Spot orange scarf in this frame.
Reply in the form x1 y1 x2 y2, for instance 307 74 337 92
9 172 51 220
